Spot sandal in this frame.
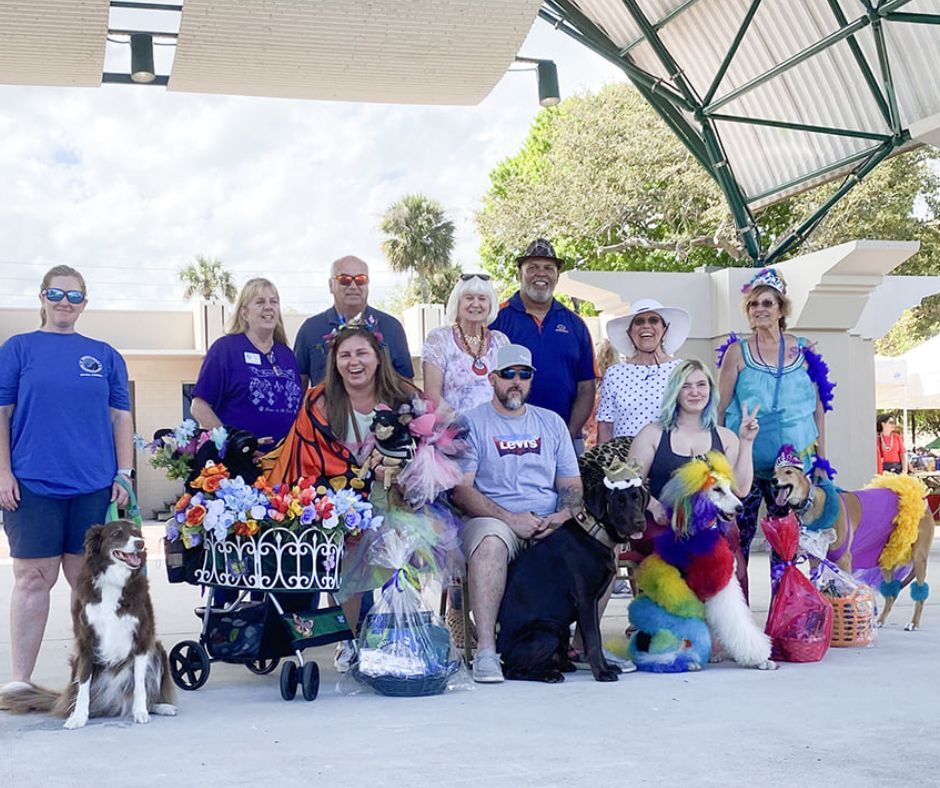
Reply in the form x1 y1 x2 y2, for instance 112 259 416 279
445 608 477 650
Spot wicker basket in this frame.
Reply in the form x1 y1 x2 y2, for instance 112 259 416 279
828 587 876 647
352 662 460 697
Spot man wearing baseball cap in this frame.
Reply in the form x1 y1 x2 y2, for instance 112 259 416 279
451 344 582 683
490 239 595 453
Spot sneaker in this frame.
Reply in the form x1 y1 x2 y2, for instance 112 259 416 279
611 579 632 598
471 649 504 683
333 640 359 673
570 648 637 674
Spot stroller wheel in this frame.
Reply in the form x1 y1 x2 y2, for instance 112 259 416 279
246 657 280 675
169 640 210 691
279 661 298 701
301 661 320 701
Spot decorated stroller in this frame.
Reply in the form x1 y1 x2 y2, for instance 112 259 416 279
165 526 354 702
149 423 373 702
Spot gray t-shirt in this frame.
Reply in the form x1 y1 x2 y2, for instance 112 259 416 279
459 401 580 517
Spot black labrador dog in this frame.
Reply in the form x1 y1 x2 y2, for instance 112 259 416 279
496 458 648 683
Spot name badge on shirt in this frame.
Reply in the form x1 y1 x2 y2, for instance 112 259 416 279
244 352 262 365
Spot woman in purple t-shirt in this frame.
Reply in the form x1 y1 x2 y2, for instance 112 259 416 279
191 278 302 446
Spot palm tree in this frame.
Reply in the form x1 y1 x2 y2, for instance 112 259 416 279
179 255 238 304
380 194 456 303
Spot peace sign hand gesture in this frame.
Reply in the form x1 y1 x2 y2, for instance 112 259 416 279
738 402 761 443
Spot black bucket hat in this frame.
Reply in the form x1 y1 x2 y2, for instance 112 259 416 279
516 238 566 270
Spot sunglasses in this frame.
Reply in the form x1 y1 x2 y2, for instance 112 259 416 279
334 273 369 287
43 288 86 304
495 367 533 380
460 273 491 281
748 298 777 309
631 314 663 327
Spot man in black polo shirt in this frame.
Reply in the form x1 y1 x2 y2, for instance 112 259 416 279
293 255 414 388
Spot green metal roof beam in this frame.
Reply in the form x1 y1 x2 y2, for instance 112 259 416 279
826 0 892 128
703 0 763 108
763 138 901 264
710 112 892 141
876 0 918 15
705 14 870 113
619 0 762 262
884 12 940 25
871 19 902 136
633 80 714 175
619 0 704 108
617 0 702 56
746 143 889 204
541 2 696 112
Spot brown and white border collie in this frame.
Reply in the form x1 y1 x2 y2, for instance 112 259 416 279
0 520 177 728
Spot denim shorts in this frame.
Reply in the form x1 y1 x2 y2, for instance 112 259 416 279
2 484 112 559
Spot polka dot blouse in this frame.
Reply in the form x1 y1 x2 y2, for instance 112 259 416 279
596 359 684 438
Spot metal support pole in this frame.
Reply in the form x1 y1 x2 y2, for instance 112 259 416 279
709 112 891 141
705 15 871 113
825 0 892 127
703 0 763 107
871 18 902 136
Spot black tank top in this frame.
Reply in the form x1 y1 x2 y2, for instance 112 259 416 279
648 427 724 499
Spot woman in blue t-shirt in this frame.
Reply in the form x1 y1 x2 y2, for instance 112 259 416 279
0 265 133 689
191 278 302 446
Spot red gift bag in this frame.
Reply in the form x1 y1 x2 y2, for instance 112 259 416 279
762 513 832 662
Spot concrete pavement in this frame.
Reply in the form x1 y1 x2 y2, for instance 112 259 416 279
1 524 939 787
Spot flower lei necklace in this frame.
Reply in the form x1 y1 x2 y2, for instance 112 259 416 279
456 322 488 376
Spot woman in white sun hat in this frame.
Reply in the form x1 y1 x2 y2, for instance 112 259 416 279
596 298 691 444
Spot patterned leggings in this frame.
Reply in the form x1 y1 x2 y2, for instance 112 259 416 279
734 476 785 600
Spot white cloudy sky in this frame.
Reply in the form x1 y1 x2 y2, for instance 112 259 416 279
0 16 623 314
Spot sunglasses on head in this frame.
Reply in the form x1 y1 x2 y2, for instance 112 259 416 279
495 367 533 380
631 313 663 327
460 273 491 282
748 298 777 309
334 273 369 287
43 288 86 304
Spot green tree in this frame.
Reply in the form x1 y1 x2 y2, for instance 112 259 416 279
476 83 940 327
380 265 463 316
179 255 238 304
380 194 457 303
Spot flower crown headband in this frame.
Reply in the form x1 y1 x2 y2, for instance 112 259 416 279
322 314 385 349
741 267 787 296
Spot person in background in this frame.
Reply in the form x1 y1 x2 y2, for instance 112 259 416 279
596 298 690 445
0 265 133 692
490 239 595 453
191 278 302 447
583 339 620 451
876 414 906 474
293 255 413 389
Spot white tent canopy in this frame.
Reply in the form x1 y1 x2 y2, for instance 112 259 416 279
875 333 940 410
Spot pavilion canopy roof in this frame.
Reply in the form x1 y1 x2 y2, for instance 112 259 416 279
541 0 940 263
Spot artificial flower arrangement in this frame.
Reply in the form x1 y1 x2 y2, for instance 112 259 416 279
166 461 382 549
135 419 229 481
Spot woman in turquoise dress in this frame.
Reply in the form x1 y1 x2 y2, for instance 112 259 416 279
717 268 834 599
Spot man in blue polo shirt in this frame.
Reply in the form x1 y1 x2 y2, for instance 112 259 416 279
490 239 595 450
293 255 414 388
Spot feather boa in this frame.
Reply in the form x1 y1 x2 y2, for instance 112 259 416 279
715 332 739 369
865 473 928 572
802 344 836 412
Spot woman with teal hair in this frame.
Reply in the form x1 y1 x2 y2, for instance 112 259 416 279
628 360 760 593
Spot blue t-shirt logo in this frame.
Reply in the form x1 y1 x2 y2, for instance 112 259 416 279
79 355 103 376
493 435 542 457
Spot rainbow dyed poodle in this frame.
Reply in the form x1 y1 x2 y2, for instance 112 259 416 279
629 452 776 672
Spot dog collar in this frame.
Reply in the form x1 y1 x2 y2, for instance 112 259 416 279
574 508 615 546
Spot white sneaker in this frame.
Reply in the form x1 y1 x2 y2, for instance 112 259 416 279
333 640 359 673
611 579 632 598
571 648 637 673
471 649 504 683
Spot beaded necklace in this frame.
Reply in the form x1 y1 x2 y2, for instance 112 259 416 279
455 323 488 376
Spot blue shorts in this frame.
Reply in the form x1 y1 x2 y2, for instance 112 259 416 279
2 484 112 559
